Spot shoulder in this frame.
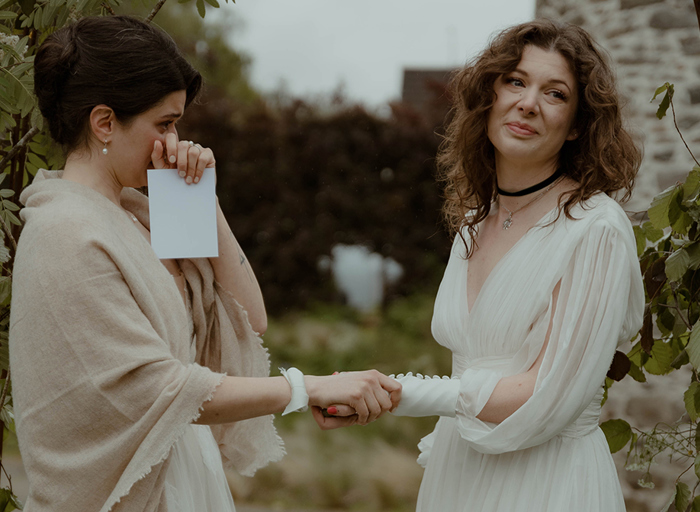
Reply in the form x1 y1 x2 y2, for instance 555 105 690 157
565 193 635 239
18 177 128 268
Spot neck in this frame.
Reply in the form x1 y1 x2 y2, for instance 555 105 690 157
495 155 559 194
63 151 123 207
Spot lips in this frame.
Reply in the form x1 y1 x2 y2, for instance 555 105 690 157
506 122 537 136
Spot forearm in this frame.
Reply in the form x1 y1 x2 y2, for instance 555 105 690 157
475 371 536 424
209 201 267 333
390 369 536 422
195 370 401 426
194 376 291 425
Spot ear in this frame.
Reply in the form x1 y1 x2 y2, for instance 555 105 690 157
566 127 578 141
89 105 116 145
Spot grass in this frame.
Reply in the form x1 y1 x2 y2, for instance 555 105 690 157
234 293 452 510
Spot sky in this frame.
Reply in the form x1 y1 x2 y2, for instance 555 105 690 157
221 0 536 107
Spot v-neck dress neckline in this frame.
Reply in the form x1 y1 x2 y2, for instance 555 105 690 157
466 204 560 315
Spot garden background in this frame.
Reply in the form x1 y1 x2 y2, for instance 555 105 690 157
3 0 700 511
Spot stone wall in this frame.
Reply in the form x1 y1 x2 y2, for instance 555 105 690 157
537 0 700 212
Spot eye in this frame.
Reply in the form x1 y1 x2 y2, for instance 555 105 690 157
505 77 525 88
549 90 568 101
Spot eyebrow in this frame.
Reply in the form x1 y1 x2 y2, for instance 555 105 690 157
160 112 183 120
511 68 573 91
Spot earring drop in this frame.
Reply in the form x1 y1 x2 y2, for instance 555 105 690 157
102 140 108 155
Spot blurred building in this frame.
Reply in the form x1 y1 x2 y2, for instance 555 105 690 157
537 0 700 212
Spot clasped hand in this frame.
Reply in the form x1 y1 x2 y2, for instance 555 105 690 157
306 370 402 430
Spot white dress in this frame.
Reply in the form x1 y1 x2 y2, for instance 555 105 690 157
417 194 644 511
164 281 237 512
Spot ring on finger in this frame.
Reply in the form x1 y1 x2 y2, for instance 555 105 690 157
188 140 194 147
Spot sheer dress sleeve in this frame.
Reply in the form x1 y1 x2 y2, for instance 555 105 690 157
454 219 644 454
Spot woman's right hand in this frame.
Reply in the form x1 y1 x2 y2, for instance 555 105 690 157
305 370 401 429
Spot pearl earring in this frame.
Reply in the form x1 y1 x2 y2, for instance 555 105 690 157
102 140 108 155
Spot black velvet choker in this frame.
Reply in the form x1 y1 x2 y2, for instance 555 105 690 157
497 168 564 197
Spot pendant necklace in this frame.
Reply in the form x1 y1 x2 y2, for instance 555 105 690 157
499 176 563 230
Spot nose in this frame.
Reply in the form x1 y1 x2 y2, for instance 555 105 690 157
516 90 539 116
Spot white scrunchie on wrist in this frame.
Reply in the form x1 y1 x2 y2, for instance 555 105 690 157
280 367 309 416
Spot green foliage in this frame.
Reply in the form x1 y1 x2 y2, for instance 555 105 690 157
600 419 632 453
0 489 20 512
604 85 700 506
651 82 674 120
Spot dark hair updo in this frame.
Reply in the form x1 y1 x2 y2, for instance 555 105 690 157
34 15 202 152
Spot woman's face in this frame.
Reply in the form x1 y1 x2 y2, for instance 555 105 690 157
109 90 186 188
486 45 578 171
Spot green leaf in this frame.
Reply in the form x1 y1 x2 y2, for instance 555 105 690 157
0 488 20 512
675 482 691 512
693 495 700 512
687 243 700 270
685 167 700 201
652 82 671 101
627 360 646 382
652 83 675 120
17 0 34 16
0 334 9 373
648 185 680 230
633 226 646 257
0 189 14 198
689 321 700 369
661 486 677 512
0 10 17 20
203 0 219 6
27 152 45 168
673 211 694 235
665 248 690 282
196 0 206 17
645 339 675 375
642 221 663 242
684 381 700 421
600 419 632 453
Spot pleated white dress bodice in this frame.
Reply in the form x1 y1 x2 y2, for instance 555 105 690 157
417 194 644 511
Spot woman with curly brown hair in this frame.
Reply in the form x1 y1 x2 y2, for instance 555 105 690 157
383 19 644 511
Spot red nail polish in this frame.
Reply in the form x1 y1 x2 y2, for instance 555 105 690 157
332 371 339 375
327 406 338 415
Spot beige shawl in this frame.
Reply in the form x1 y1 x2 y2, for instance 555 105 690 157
10 170 284 512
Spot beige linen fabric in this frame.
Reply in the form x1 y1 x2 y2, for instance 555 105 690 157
10 170 284 512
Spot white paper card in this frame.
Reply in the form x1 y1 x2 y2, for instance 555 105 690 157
147 168 218 259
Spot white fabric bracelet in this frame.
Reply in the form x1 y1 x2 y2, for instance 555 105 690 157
279 367 309 416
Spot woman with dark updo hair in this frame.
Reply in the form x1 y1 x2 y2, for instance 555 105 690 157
374 19 644 511
11 15 400 512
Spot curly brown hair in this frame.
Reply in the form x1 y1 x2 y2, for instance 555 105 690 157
437 19 641 255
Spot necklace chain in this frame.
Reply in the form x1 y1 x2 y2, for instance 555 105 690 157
499 177 563 230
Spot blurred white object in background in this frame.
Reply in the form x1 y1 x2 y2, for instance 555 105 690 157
318 244 404 312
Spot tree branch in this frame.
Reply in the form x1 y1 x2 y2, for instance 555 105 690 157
101 2 116 15
146 0 167 23
670 97 700 167
0 126 39 172
0 368 10 414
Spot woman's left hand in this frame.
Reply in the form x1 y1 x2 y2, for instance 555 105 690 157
151 132 216 184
